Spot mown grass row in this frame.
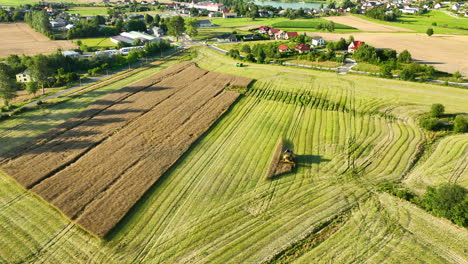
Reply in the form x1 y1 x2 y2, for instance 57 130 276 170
293 193 468 263
0 48 466 263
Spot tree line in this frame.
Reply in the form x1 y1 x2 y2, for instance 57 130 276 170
0 40 171 108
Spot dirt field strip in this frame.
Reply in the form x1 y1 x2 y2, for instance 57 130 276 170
322 15 413 32
0 23 77 58
312 32 468 76
1 63 252 237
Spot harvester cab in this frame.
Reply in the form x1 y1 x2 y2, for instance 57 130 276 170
281 149 296 167
236 62 243 67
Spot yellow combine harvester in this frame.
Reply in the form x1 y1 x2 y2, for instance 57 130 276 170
280 149 295 167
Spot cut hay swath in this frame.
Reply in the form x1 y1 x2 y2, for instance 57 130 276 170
0 62 252 237
264 138 294 179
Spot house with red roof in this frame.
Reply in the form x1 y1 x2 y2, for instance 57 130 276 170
278 44 291 53
295 43 311 53
258 26 270 34
268 28 280 36
348 41 365 53
285 32 298 40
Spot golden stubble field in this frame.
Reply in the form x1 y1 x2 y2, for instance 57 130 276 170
0 23 77 58
314 32 468 76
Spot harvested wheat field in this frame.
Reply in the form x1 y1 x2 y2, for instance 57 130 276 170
0 62 252 237
0 23 77 58
315 32 468 76
322 15 413 32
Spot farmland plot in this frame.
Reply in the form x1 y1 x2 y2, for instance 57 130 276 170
0 48 467 263
0 62 252 237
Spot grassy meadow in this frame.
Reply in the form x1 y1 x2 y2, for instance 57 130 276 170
74 37 116 49
357 11 468 35
0 47 466 263
67 7 109 16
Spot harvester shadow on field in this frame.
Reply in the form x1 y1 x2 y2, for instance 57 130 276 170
267 155 331 181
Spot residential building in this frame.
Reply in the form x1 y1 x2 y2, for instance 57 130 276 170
258 25 270 34
16 70 32 83
294 44 311 53
278 44 290 52
348 40 365 53
150 26 165 37
223 12 237 18
243 34 260 41
216 33 237 42
311 36 325 46
197 19 213 27
285 32 298 40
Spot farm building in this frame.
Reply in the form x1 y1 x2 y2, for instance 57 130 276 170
295 44 311 53
15 70 32 83
111 31 160 45
61 50 81 57
311 36 325 47
348 41 365 53
278 44 291 53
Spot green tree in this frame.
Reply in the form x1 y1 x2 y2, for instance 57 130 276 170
0 64 17 107
380 65 393 78
167 16 185 41
144 14 154 25
327 21 335 32
28 54 52 95
353 44 379 63
422 184 467 227
115 18 124 31
125 19 147 32
240 44 251 53
430 103 445 117
184 18 198 37
419 117 440 131
154 14 161 26
453 115 467 133
426 27 434 36
398 50 412 63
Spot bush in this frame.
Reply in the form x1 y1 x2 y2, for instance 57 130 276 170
422 184 467 227
426 28 434 36
379 65 393 78
430 103 445 117
378 182 416 201
419 116 440 131
397 50 412 63
453 115 467 133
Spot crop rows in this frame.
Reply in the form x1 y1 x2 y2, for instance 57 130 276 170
0 51 465 263
0 63 252 237
405 134 468 193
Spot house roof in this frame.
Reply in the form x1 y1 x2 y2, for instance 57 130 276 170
198 19 212 24
286 32 298 38
278 44 290 51
218 33 236 39
295 44 311 51
269 28 280 34
349 41 365 50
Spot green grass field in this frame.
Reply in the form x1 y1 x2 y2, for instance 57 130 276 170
210 17 359 33
271 20 355 29
0 47 466 263
67 7 109 16
357 11 468 35
74 37 116 49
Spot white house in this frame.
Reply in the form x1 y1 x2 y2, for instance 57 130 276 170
150 26 165 37
311 36 325 47
434 3 442 9
223 12 237 18
16 71 32 83
197 19 213 27
452 3 460 11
